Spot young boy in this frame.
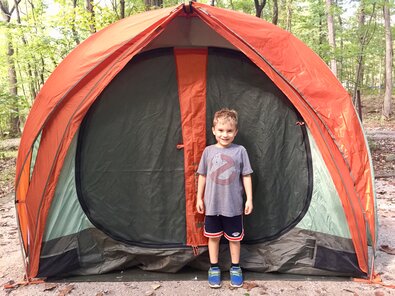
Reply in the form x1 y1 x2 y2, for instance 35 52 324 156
196 108 253 288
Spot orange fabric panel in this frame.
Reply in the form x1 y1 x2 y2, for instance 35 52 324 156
192 3 371 273
15 151 32 253
22 8 184 278
174 48 208 247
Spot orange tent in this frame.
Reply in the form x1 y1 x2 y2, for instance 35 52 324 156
15 2 376 279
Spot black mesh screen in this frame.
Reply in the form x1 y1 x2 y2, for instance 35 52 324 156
76 48 312 247
76 49 186 247
206 48 312 242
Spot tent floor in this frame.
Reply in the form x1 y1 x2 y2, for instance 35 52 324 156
48 267 351 283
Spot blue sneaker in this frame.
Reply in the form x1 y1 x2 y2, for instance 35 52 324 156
208 267 222 288
230 266 243 288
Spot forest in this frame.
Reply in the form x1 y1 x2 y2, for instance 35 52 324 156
0 0 394 137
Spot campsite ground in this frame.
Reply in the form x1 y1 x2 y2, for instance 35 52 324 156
1 96 395 295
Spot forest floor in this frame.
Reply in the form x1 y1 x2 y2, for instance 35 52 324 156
0 95 394 295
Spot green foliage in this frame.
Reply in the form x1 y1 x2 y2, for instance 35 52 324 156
216 0 255 14
0 0 393 137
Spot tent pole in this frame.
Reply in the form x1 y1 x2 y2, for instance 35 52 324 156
14 199 30 281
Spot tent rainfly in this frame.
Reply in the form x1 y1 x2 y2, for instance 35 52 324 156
15 2 377 279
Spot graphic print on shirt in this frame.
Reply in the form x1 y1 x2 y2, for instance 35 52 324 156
209 153 237 185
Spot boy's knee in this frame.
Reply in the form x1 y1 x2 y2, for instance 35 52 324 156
209 236 221 242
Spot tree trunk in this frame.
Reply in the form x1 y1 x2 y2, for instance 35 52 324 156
14 0 37 100
254 0 267 18
318 13 324 46
86 0 96 34
326 0 337 76
382 0 392 119
72 0 81 45
145 0 163 9
353 3 376 104
337 13 344 82
120 0 125 18
6 33 20 136
353 5 366 104
272 0 278 25
286 0 292 31
0 0 21 137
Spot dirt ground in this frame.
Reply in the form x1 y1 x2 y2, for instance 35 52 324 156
0 176 394 296
1 96 395 295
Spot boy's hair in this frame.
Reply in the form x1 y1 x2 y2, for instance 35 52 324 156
213 108 238 128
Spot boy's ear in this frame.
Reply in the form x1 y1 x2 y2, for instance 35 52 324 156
212 127 215 135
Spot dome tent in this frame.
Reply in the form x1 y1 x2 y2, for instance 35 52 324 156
15 2 377 279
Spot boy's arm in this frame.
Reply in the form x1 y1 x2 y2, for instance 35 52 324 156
196 174 206 214
243 174 253 215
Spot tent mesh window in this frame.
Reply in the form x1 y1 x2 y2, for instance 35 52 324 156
76 48 312 247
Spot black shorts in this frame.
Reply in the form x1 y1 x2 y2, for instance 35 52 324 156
204 215 244 241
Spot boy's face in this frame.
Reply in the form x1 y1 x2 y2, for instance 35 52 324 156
212 119 238 148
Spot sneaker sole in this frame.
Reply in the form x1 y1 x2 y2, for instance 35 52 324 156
230 282 243 288
209 283 222 288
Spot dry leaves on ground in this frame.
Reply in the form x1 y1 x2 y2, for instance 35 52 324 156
379 244 395 255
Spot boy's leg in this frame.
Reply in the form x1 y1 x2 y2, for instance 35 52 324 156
229 240 241 265
207 237 222 288
208 237 221 265
222 215 244 288
204 216 223 288
204 215 223 264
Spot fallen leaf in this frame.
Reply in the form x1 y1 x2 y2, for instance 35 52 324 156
58 284 75 296
151 284 161 290
379 245 395 255
3 280 17 290
243 281 259 291
43 283 58 291
342 288 358 295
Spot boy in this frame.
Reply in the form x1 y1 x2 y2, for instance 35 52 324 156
196 108 253 288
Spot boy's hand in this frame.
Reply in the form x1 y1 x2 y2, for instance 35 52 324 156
244 200 253 215
196 199 204 214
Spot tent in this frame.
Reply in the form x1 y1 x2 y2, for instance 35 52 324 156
15 2 377 279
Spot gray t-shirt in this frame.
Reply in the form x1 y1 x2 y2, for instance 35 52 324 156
197 144 253 217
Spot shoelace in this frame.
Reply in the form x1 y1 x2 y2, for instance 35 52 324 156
230 268 242 276
209 269 220 276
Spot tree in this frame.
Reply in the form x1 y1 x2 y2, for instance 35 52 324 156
145 0 163 10
0 0 21 137
272 0 278 24
326 0 337 76
353 1 376 104
72 0 81 45
285 0 292 31
254 0 267 17
382 0 392 119
120 0 125 18
86 0 96 34
14 0 37 102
